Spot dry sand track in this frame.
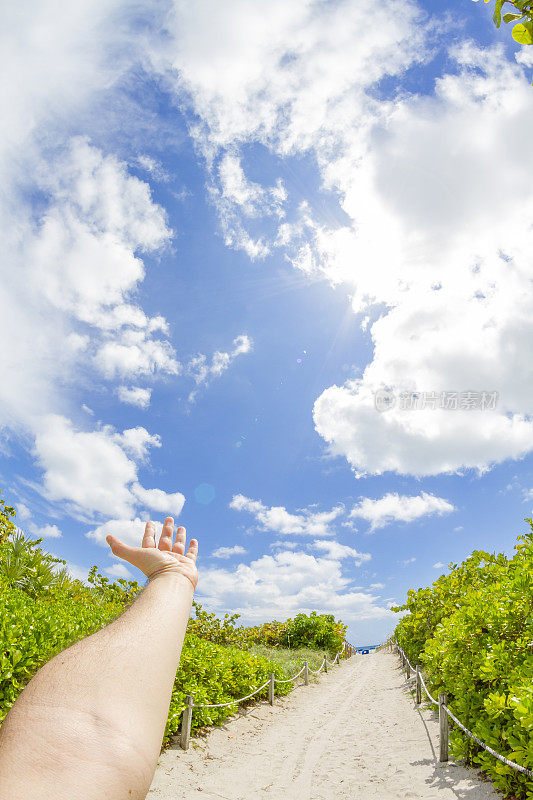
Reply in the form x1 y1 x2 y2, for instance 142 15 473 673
147 650 502 800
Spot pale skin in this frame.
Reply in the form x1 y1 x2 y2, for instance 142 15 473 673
0 517 198 800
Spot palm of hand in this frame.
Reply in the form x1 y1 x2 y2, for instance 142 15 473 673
106 517 198 589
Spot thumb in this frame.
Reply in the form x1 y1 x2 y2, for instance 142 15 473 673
106 535 134 562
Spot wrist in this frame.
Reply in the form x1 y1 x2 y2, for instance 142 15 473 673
148 569 196 593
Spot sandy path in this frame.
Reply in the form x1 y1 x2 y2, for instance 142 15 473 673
147 651 502 800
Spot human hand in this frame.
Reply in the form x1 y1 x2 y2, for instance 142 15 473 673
106 517 198 590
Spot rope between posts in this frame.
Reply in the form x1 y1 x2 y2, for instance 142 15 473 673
418 670 438 706
444 705 533 779
308 659 325 675
397 644 437 703
194 679 271 709
274 664 306 684
190 644 348 713
393 638 533 779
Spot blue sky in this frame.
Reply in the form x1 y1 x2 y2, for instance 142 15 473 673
2 0 533 645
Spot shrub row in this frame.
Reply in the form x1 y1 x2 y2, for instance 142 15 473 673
187 602 347 654
393 522 533 799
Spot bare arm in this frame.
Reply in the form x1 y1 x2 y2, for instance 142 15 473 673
0 517 198 800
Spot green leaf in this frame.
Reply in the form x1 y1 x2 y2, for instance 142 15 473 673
493 0 505 28
503 13 524 23
512 22 533 44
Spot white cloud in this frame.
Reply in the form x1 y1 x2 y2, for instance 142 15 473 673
218 154 286 217
95 330 179 380
269 540 298 550
117 386 152 409
48 556 91 586
370 582 385 589
114 426 161 461
308 45 533 476
516 48 533 68
0 12 183 536
136 155 169 182
196 546 393 631
312 539 371 565
230 494 344 536
131 483 185 515
16 503 32 521
23 139 175 390
159 0 424 154
211 545 248 559
28 522 62 539
187 334 253 401
314 383 533 479
212 153 286 258
400 557 416 566
87 517 164 548
1 138 182 524
105 562 135 579
65 563 91 585
34 415 163 519
350 492 455 532
433 561 444 569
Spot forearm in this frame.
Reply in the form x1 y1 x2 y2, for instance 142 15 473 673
0 572 194 799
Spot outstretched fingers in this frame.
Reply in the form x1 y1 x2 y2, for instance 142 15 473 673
185 538 198 563
158 517 174 551
143 520 157 548
172 526 186 555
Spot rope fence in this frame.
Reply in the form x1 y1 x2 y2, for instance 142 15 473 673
178 638 357 750
390 637 533 779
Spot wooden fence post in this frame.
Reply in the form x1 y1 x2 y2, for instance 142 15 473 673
269 672 275 705
439 693 449 762
324 654 328 673
416 664 422 705
304 661 309 685
180 694 194 751
406 661 410 679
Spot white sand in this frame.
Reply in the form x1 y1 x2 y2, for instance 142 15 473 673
147 650 502 800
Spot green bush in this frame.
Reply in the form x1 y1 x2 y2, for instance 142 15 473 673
280 612 346 652
163 634 292 747
240 618 290 647
0 490 16 545
0 581 125 723
186 600 250 648
242 612 346 653
393 522 533 799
